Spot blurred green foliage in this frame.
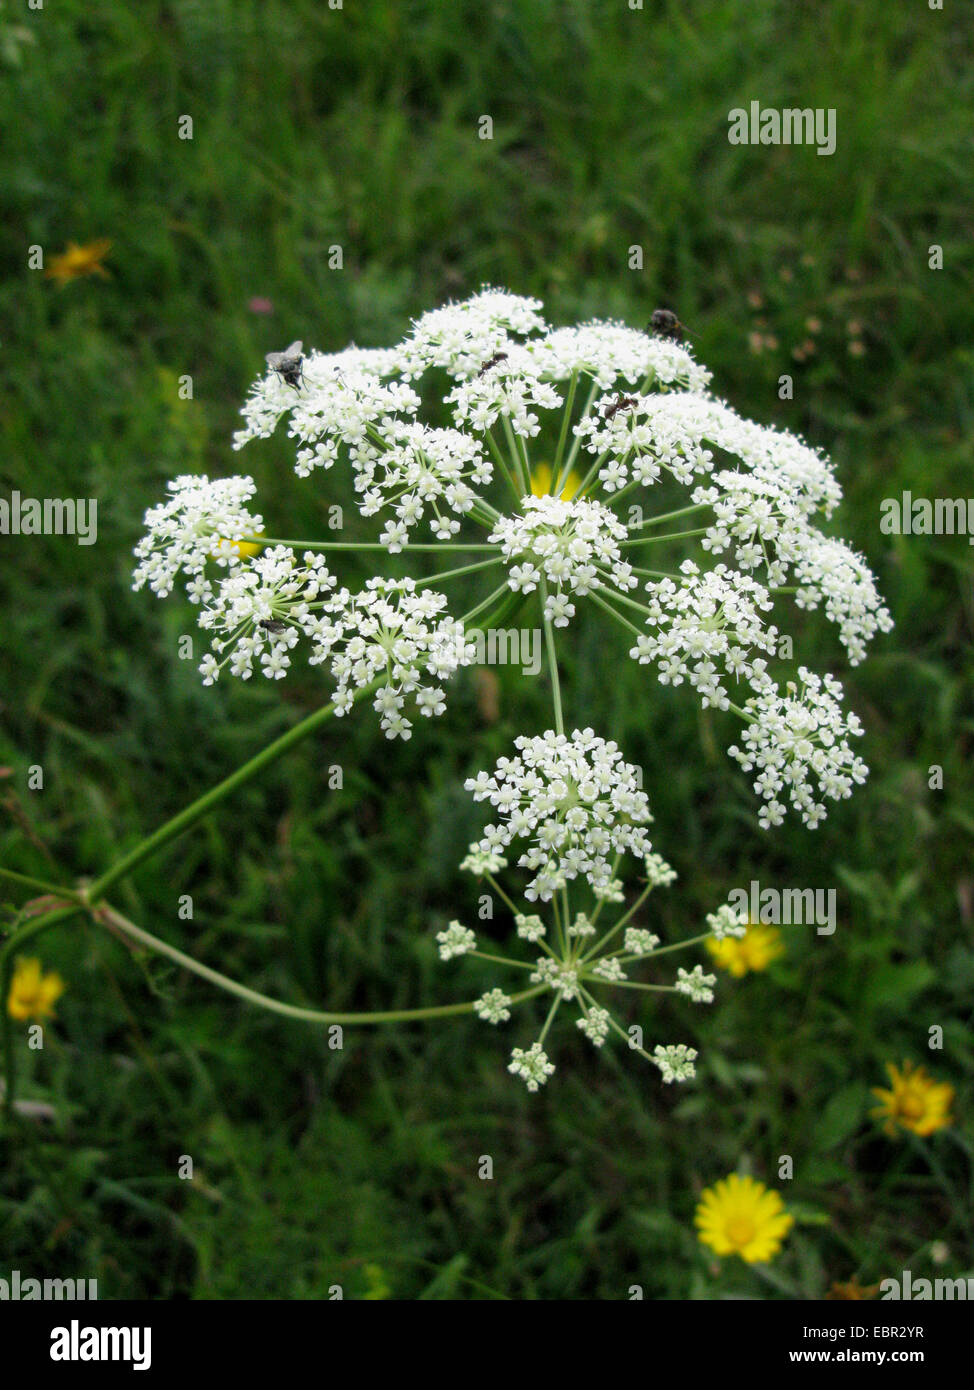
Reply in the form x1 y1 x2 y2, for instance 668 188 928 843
1 0 972 1299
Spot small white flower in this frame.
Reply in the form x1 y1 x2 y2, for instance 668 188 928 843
591 957 627 982
514 913 546 942
577 1007 611 1047
490 495 636 627
436 920 477 961
307 577 476 740
460 846 509 875
706 903 748 940
400 287 547 380
675 965 717 1003
531 321 710 393
727 667 867 828
531 957 579 1000
508 1041 555 1091
624 928 661 956
652 1043 698 1083
567 912 596 938
630 563 778 712
475 988 512 1024
644 853 677 887
592 878 626 903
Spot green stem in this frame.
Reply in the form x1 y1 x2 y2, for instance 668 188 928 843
414 556 504 587
551 370 578 490
587 588 644 640
627 502 715 532
537 994 562 1045
634 930 710 961
580 984 656 1065
620 528 709 547
500 417 530 496
86 682 383 904
484 429 523 506
538 579 565 737
461 581 512 626
471 951 533 970
0 868 81 901
580 879 655 964
242 538 496 552
100 907 545 1025
561 379 600 478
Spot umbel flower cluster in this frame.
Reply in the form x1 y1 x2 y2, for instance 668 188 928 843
133 288 891 1087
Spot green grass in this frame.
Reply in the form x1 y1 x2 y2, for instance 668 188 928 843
1 0 973 1299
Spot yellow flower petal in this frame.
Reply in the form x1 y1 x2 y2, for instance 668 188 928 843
7 957 66 1022
871 1061 954 1137
695 1173 793 1264
45 238 113 285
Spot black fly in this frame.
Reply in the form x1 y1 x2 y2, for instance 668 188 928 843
649 309 694 341
265 341 305 388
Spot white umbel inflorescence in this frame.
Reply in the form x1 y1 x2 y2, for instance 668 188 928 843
132 474 264 602
727 666 868 829
465 728 653 901
307 578 477 740
630 560 779 709
490 494 636 626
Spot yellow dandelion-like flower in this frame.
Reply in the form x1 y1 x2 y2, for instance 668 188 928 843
695 1173 794 1264
871 1061 954 1137
44 238 112 285
7 957 66 1022
706 922 785 977
531 462 584 500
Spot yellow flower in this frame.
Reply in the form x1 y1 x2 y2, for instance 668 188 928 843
695 1173 794 1264
705 922 784 977
871 1061 954 1137
7 957 66 1022
210 533 263 560
530 462 584 500
44 238 112 285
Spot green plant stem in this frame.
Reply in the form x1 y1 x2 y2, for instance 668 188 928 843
538 579 565 737
99 906 545 1025
414 556 504 586
620 528 709 547
627 501 715 531
561 378 600 478
484 429 524 505
581 879 655 964
0 868 82 901
500 416 530 496
243 537 495 551
551 369 578 489
579 983 657 1065
462 581 513 625
587 588 644 640
85 681 382 905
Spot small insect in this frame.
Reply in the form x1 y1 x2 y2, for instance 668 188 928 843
601 394 639 421
649 308 694 341
259 619 288 634
265 340 305 388
477 352 508 377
